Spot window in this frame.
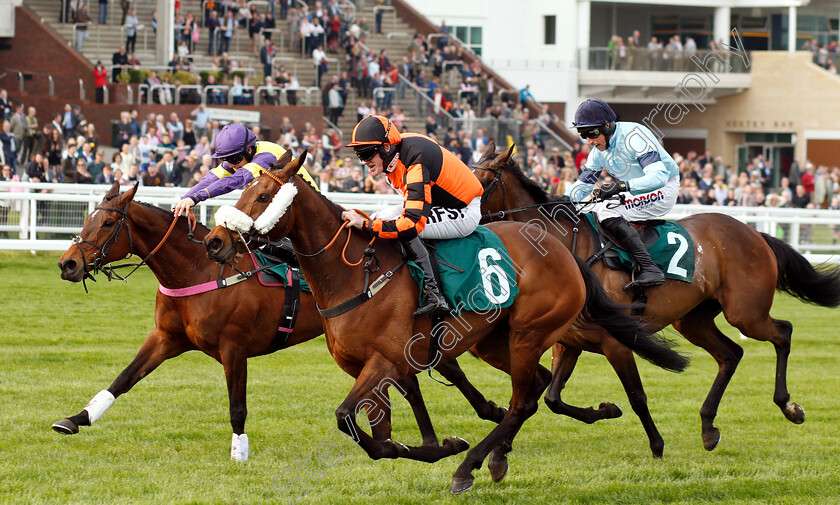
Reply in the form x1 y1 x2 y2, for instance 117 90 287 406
451 25 483 55
544 15 556 45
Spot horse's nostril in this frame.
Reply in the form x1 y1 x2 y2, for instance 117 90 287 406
61 260 77 273
206 237 221 253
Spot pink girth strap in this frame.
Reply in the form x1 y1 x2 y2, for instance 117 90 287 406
158 281 220 297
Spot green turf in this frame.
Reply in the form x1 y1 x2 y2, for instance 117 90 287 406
1 250 839 504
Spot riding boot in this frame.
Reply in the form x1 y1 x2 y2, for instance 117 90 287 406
404 236 452 318
264 237 298 266
601 217 665 290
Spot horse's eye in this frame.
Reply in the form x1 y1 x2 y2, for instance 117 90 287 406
258 194 270 203
103 219 115 228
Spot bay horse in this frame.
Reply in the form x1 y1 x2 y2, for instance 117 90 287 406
473 141 840 452
203 152 687 493
54 181 507 462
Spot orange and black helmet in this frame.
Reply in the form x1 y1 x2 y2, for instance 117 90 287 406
347 115 402 162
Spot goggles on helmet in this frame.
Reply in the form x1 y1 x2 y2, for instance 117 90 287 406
223 151 247 165
578 126 605 140
354 145 381 162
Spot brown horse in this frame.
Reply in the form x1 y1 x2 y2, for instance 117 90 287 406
54 181 505 461
473 141 840 452
203 153 686 493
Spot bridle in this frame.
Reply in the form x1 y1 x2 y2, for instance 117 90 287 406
71 203 135 292
71 201 197 292
232 169 377 267
472 162 506 208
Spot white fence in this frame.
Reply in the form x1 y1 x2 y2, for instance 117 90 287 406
2 181 840 264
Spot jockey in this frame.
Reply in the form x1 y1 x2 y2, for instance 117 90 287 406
173 122 317 217
341 115 484 318
566 98 679 290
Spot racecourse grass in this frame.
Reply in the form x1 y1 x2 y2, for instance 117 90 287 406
1 250 839 505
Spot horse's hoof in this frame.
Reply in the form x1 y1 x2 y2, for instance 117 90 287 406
384 439 410 458
598 402 623 419
488 451 509 483
702 428 721 451
450 475 474 495
784 402 805 424
52 418 79 435
650 441 664 459
486 401 508 423
443 436 470 454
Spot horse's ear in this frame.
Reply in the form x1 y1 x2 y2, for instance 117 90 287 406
272 149 293 169
117 182 139 205
103 181 121 202
497 143 516 166
481 140 496 160
279 149 308 182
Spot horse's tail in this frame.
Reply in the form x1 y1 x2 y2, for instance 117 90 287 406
573 255 689 373
761 233 840 307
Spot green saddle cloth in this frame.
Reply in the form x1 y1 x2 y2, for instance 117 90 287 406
583 214 695 283
409 225 520 315
252 252 311 292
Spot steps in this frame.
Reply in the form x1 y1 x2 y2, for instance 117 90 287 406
19 0 499 145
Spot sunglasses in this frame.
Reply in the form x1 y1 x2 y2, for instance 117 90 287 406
354 145 380 162
223 152 245 165
578 127 603 140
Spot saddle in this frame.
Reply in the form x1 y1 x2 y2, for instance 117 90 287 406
584 216 663 271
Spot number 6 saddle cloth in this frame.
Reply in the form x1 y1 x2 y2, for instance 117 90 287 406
582 213 695 283
410 225 520 316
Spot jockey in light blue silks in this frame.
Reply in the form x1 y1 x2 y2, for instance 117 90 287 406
566 98 680 290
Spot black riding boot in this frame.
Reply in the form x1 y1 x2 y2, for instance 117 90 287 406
601 217 665 290
404 237 451 318
263 237 298 266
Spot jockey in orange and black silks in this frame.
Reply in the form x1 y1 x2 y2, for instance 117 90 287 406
342 115 484 318
346 115 483 241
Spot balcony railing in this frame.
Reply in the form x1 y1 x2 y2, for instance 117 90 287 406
579 47 751 73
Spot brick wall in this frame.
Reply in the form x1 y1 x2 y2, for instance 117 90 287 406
0 6 94 100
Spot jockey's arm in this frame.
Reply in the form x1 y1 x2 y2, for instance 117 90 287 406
364 162 429 240
626 151 670 195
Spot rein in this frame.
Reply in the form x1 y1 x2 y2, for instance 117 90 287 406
295 220 376 267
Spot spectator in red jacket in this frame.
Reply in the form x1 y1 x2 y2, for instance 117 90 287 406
93 61 108 104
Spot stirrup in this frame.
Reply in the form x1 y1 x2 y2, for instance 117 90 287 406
624 270 665 291
412 293 451 318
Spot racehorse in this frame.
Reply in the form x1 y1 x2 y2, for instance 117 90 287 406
473 141 840 452
54 181 507 462
202 152 687 493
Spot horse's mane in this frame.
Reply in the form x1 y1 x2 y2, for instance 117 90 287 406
500 153 576 212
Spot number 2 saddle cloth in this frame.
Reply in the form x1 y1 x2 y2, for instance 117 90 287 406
582 213 695 283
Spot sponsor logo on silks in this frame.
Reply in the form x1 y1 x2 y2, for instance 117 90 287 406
428 206 467 223
625 190 664 209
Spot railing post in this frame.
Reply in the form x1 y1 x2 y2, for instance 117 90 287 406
17 72 24 93
18 190 29 239
29 197 37 241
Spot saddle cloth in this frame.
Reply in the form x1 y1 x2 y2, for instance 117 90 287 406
582 214 695 283
410 225 520 315
252 251 311 292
